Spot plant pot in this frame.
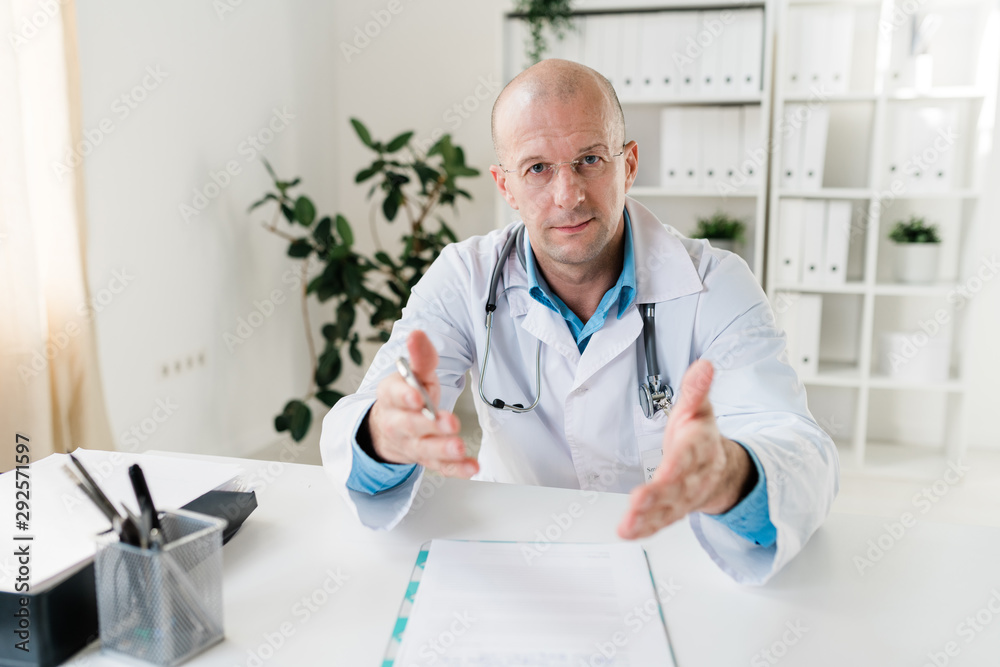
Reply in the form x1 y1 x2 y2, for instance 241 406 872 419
893 242 940 283
707 238 738 253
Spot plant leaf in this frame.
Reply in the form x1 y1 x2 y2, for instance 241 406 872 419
315 348 342 386
351 118 374 148
316 390 345 408
382 189 400 221
385 131 414 153
313 216 332 247
294 196 316 226
287 239 312 258
248 192 278 212
335 215 354 247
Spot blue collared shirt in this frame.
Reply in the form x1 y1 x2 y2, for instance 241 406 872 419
348 210 776 547
524 211 637 353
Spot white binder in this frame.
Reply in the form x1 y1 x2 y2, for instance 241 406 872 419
638 13 666 99
719 10 742 97
780 105 806 191
801 8 829 93
551 18 583 62
505 19 531 79
701 107 722 190
800 105 830 191
581 15 604 73
598 14 623 89
887 16 916 90
777 199 805 284
825 8 855 94
674 11 701 98
784 8 805 95
741 105 764 188
801 199 827 285
775 292 823 378
824 201 852 285
698 11 723 98
739 9 764 95
795 294 823 378
659 13 681 99
719 107 742 188
660 107 685 188
618 14 641 102
678 107 703 189
886 104 912 188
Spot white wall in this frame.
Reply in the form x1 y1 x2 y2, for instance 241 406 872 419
77 0 997 460
76 1 509 458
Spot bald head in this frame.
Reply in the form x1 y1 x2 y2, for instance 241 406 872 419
491 59 626 164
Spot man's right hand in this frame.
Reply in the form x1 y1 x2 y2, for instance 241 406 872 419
367 330 479 478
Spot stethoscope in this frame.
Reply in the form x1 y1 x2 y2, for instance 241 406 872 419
478 223 674 419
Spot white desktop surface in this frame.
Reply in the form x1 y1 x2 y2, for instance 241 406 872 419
66 454 1000 666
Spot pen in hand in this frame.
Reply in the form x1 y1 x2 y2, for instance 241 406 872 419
395 356 437 421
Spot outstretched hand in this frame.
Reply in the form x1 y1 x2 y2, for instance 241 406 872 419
368 330 479 478
618 359 752 540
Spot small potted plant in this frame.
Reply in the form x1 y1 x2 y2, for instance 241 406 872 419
692 211 747 253
888 215 941 283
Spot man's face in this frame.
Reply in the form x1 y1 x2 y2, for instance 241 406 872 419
490 92 638 270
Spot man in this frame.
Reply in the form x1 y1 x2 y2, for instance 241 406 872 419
320 60 838 584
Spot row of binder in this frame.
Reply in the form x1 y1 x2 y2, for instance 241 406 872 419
776 199 853 286
775 292 822 378
778 105 830 192
660 106 764 191
527 9 764 101
885 104 960 191
784 7 856 95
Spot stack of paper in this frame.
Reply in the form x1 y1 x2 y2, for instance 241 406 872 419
388 540 676 666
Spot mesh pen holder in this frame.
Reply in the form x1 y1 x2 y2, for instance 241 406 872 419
95 510 226 666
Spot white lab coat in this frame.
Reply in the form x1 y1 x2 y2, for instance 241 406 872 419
320 197 839 585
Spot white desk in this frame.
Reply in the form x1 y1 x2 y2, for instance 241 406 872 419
67 455 1000 666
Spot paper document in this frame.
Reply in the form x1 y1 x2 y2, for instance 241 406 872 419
390 540 676 666
0 450 242 592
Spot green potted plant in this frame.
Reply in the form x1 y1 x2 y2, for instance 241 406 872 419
248 119 479 442
888 215 941 283
514 0 575 63
692 211 747 253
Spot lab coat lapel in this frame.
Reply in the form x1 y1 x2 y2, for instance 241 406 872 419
501 238 581 365
572 303 643 392
626 197 704 304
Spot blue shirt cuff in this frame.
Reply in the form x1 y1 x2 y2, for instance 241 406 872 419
345 411 418 495
706 441 777 547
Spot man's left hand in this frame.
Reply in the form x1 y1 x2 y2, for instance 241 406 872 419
618 359 753 540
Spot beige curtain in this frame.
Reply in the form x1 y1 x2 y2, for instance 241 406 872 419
0 0 113 472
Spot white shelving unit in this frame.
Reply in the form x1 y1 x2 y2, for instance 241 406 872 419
502 1 776 279
501 0 998 477
768 0 1000 476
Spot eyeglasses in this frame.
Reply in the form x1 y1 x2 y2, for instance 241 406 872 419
499 148 625 188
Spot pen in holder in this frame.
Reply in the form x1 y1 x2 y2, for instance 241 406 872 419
94 509 226 666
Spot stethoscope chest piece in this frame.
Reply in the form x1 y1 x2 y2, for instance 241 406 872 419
639 380 673 419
